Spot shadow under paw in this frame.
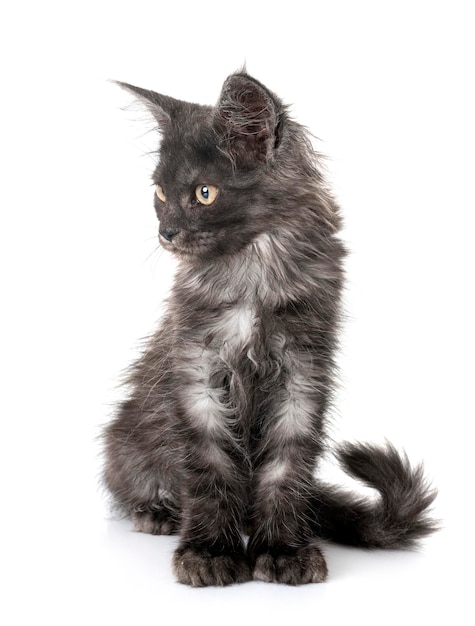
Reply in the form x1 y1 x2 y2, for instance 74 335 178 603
252 543 328 585
173 545 251 587
131 507 179 535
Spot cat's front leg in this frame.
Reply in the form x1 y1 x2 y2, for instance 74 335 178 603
248 466 328 585
172 346 251 587
172 453 251 586
248 469 328 585
248 353 329 584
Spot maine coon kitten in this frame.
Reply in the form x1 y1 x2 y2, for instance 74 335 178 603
103 71 437 586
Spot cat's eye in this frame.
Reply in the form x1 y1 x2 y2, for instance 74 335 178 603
156 185 167 202
195 184 218 206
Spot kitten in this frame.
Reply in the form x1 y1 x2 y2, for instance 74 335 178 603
103 71 437 586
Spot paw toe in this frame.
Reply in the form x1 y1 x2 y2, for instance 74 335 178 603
252 544 328 585
173 546 251 587
131 508 179 535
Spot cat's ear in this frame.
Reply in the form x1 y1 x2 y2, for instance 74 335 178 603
214 73 280 167
115 81 182 126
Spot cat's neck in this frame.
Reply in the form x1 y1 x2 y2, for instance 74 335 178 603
174 229 321 310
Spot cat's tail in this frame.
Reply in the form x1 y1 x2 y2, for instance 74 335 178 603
311 441 438 548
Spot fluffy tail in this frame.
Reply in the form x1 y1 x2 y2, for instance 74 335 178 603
312 442 438 548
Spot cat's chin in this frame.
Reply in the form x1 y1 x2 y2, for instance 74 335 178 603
159 236 243 262
158 237 193 258
160 241 215 261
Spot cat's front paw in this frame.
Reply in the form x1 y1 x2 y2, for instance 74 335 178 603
173 545 251 587
251 543 328 585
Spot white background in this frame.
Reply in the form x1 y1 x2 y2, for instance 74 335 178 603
1 1 473 624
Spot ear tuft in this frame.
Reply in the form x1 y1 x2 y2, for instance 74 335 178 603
114 81 183 126
214 73 279 167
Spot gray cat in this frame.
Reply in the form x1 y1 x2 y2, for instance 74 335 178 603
103 71 437 586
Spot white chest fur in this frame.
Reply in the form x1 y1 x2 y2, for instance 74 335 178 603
212 304 256 352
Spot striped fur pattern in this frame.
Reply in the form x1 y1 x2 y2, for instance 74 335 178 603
103 72 437 586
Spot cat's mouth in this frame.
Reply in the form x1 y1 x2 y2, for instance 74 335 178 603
159 229 216 259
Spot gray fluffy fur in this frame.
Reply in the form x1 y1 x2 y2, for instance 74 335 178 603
103 72 437 586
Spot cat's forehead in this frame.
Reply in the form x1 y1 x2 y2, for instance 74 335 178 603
170 104 212 138
157 105 227 181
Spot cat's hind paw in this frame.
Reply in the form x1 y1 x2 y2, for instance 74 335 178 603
251 543 328 585
173 545 251 587
131 507 179 535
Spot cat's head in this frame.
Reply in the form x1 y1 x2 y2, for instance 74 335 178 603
118 72 321 261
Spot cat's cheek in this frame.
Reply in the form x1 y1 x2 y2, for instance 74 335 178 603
153 199 163 219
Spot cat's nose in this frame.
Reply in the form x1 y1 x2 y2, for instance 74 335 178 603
159 228 179 242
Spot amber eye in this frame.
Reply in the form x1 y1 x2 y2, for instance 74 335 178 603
195 184 218 206
156 185 166 202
